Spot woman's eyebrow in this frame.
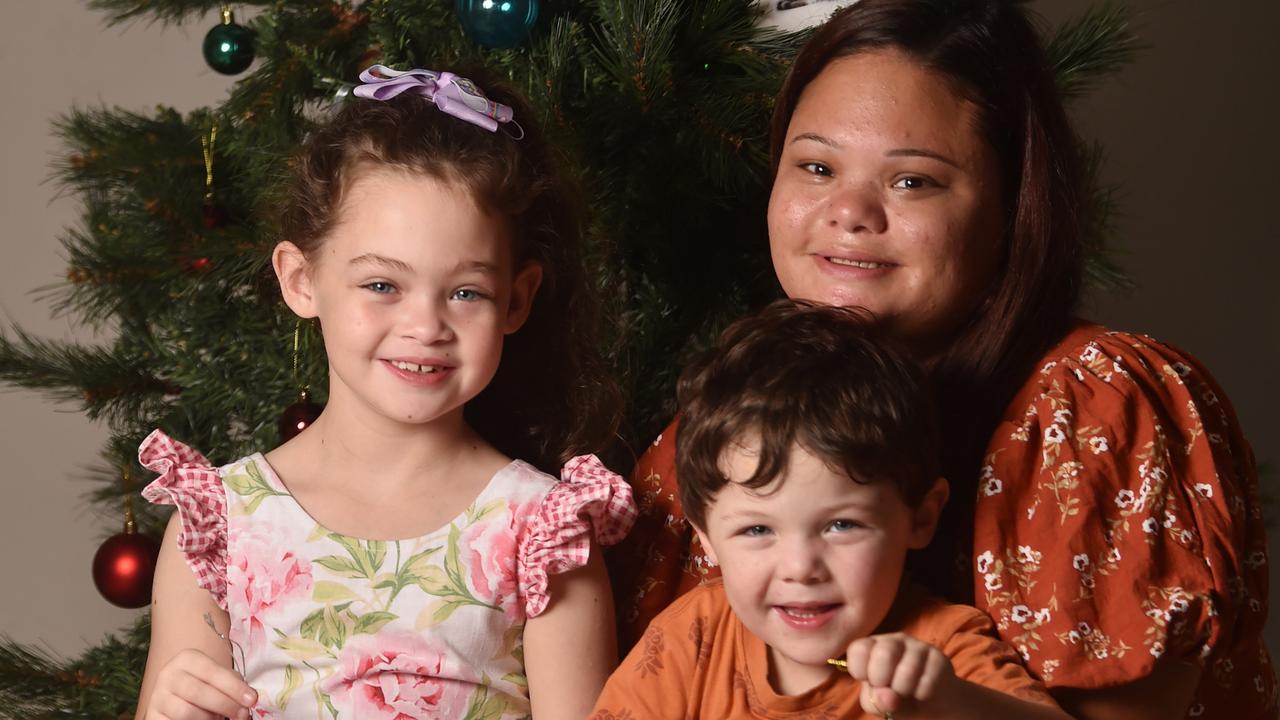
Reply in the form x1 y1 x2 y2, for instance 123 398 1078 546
886 147 960 168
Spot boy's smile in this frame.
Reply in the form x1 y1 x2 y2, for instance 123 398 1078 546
694 440 944 696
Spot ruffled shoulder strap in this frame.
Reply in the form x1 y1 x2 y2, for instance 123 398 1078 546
138 429 229 610
517 455 637 617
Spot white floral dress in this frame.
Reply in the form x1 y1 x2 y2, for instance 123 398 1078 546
140 430 636 719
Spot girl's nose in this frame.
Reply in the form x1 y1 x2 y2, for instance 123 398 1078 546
401 297 455 344
825 181 888 235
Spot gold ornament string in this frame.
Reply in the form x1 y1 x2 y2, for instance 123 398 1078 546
201 122 218 204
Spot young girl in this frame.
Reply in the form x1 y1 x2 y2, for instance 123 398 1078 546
134 66 634 720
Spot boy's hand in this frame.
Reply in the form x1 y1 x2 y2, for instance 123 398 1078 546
143 648 257 720
845 633 955 717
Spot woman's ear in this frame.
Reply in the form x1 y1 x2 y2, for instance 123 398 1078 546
908 477 950 550
273 241 319 319
503 262 544 334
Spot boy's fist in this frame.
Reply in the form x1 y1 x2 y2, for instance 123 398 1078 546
844 633 955 717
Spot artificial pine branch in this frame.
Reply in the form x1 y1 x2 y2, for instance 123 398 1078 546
1048 3 1143 100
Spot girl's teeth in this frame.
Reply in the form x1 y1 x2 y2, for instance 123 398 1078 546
392 361 439 374
829 257 889 269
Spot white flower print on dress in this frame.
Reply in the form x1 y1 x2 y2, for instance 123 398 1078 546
1142 517 1159 534
1115 489 1136 509
1035 608 1051 624
1072 554 1090 570
1017 545 1040 565
976 551 994 574
1088 436 1109 454
1150 641 1165 658
1079 345 1101 364
1011 605 1033 623
984 573 1002 591
1194 483 1214 498
1044 425 1066 445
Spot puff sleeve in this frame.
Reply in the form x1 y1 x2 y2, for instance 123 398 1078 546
972 329 1270 701
518 454 637 618
138 429 229 610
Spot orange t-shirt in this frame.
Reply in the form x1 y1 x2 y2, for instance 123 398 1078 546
591 581 1057 719
607 323 1276 717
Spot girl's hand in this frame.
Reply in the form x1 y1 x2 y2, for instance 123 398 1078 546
142 648 257 720
845 632 955 717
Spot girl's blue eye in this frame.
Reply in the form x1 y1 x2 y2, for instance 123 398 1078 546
362 281 395 294
741 525 771 537
451 288 485 302
800 162 833 177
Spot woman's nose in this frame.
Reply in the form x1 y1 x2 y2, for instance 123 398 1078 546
826 182 888 235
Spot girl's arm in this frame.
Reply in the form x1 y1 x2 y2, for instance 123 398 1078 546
523 540 617 720
135 514 256 720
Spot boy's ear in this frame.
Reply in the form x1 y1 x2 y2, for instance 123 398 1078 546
692 524 719 567
503 262 543 334
273 241 319 319
907 477 949 550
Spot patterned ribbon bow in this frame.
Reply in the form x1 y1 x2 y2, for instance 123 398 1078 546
352 65 515 134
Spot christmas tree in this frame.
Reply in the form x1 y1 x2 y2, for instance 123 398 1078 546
0 1 1136 716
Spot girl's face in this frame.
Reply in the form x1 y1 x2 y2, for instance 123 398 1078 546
767 49 1005 355
275 169 541 430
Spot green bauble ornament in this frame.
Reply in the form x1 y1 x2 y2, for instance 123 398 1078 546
203 7 255 75
455 0 539 50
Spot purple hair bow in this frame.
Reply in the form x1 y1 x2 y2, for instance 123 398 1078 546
352 65 516 134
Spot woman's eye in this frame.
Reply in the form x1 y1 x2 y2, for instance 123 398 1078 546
451 288 486 302
799 161 833 177
891 175 931 190
362 281 396 294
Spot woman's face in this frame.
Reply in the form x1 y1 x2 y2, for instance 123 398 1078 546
767 49 1005 353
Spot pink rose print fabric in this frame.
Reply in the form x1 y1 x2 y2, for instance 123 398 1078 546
141 431 636 719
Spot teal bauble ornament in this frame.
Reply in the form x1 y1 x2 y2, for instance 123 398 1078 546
203 7 255 75
455 0 539 50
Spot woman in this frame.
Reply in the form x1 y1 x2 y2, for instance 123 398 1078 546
608 0 1273 717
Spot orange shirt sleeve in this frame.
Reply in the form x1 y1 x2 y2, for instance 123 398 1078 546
928 602 1060 708
609 417 721 651
971 330 1269 696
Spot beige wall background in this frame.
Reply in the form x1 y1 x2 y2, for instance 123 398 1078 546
2 0 1277 666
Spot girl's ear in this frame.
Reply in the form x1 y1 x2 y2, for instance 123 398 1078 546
273 241 319 318
907 477 950 550
503 262 543 334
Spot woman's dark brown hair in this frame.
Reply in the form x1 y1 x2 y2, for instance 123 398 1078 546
675 300 939 531
278 67 618 472
769 0 1087 568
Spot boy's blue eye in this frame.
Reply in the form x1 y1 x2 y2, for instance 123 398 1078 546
362 281 395 294
741 525 771 537
829 519 864 533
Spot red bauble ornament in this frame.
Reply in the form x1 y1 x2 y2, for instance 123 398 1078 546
190 256 212 272
278 389 323 441
92 529 160 608
201 200 227 229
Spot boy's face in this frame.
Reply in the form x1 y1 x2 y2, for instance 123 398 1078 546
693 440 945 694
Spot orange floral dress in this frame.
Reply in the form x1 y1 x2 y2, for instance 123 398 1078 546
608 323 1276 718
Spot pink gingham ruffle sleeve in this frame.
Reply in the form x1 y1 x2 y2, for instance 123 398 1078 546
518 454 637 618
138 429 228 610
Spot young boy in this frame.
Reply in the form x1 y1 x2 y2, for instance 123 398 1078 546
592 301 1069 719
